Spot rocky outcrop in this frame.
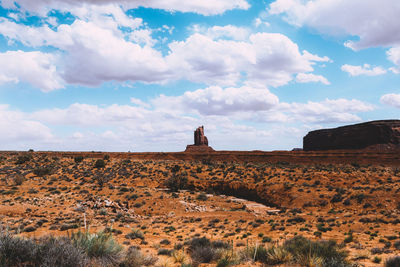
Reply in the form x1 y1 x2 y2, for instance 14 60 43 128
194 126 208 146
185 126 214 152
303 120 400 151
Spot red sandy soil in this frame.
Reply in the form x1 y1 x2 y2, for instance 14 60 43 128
1 150 400 266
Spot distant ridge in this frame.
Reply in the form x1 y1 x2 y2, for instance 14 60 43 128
303 120 400 151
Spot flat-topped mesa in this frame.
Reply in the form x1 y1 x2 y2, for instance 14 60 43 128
185 126 214 152
303 120 400 151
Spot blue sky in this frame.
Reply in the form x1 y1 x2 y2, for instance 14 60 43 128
0 0 399 152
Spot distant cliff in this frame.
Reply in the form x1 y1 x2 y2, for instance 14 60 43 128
303 120 400 151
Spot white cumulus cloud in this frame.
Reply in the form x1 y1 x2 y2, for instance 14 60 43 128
0 0 250 16
296 73 330 85
0 50 63 92
269 0 400 50
341 64 387 76
380 94 400 109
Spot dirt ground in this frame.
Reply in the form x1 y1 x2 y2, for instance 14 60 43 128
1 150 400 266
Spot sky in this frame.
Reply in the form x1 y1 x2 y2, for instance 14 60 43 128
0 0 399 152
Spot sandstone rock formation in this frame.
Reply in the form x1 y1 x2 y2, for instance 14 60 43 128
303 120 400 151
194 126 208 146
185 126 214 152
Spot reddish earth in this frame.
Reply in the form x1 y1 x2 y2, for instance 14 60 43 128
1 150 400 266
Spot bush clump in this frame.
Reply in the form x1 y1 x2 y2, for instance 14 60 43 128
74 156 84 163
69 230 122 265
385 256 400 267
94 159 106 168
187 237 232 264
120 246 157 267
15 155 32 164
282 235 350 266
165 174 188 192
0 232 87 267
33 166 53 177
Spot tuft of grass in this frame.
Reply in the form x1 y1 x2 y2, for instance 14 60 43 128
69 230 122 265
172 250 187 263
125 228 144 240
283 235 350 266
266 246 292 265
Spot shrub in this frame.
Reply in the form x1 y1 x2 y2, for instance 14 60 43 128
240 245 268 262
69 230 122 265
15 155 31 164
165 174 188 192
265 246 292 265
160 239 171 245
94 159 106 168
74 156 84 163
172 250 187 263
0 232 37 266
33 166 53 176
120 246 157 267
283 235 350 266
0 232 87 267
187 237 216 263
372 256 382 263
385 256 400 267
12 174 25 186
37 236 88 267
125 229 144 240
196 193 208 201
190 246 215 263
216 257 231 267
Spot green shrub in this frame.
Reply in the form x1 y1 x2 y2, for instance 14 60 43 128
74 156 84 163
372 256 382 263
69 230 122 265
240 245 268 262
125 229 144 240
165 174 188 192
94 159 106 168
283 235 350 266
15 155 31 164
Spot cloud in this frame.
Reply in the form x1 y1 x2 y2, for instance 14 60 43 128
0 83 373 151
0 50 63 92
167 32 326 87
1 0 250 16
195 25 251 41
0 14 329 90
153 85 279 116
0 105 53 148
0 18 170 88
341 64 387 76
387 47 400 73
296 73 330 85
381 93 400 109
279 99 374 123
269 0 400 50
